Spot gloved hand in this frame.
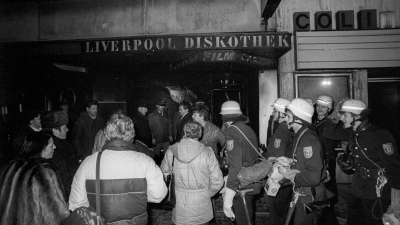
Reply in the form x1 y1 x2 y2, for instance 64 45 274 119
220 176 228 196
223 188 236 220
278 168 300 181
386 188 400 219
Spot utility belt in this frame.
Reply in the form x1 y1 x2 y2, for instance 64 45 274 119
357 165 383 179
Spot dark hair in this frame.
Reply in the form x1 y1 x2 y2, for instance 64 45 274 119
192 103 210 121
19 132 52 159
179 101 192 112
183 121 203 139
25 111 41 125
86 100 99 108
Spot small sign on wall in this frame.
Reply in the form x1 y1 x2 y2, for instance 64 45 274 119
380 11 395 29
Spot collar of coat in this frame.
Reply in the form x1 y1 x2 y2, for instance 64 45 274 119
101 139 137 152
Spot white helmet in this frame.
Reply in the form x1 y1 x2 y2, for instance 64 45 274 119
304 98 315 106
286 98 314 123
272 98 290 113
220 100 243 115
340 99 366 115
316 95 333 109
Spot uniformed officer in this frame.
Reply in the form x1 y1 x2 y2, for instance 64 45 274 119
314 95 339 225
279 98 332 225
220 100 261 225
264 98 294 225
337 99 400 225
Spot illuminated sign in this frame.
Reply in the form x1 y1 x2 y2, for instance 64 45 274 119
83 33 291 53
294 9 377 31
170 50 275 71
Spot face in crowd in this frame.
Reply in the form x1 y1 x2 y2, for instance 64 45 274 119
178 105 188 117
41 137 56 159
87 105 98 118
316 103 330 118
138 106 148 116
30 115 42 129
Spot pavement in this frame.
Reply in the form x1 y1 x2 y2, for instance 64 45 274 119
148 183 352 225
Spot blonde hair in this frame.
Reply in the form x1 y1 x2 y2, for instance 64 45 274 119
104 112 135 142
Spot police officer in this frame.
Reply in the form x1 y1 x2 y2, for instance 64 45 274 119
314 95 339 225
265 98 294 225
220 100 261 225
279 98 332 225
336 99 400 225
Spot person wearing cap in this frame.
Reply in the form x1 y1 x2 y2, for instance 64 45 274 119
220 100 261 224
264 98 294 225
314 95 339 225
43 110 80 200
329 99 400 225
147 99 173 164
72 100 104 161
278 98 332 225
132 100 153 148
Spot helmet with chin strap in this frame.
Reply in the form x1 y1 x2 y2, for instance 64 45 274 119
316 95 333 109
340 99 366 115
272 98 290 113
286 98 314 123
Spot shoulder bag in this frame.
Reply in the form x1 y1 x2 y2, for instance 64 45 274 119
61 152 106 225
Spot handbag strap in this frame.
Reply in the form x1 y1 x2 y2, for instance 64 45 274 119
96 151 103 223
230 124 266 160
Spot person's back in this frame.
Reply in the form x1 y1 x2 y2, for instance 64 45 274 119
161 121 224 225
69 112 167 225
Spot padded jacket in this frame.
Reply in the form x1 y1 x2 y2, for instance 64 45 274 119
69 140 167 225
161 138 224 225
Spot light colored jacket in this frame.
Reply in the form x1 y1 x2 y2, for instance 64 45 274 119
161 138 224 225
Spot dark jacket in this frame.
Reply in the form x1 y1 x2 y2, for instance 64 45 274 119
73 112 104 160
147 110 172 143
200 121 226 155
0 158 69 225
50 136 80 199
265 121 294 158
315 118 338 161
132 111 153 147
224 121 261 193
175 112 192 142
349 121 400 199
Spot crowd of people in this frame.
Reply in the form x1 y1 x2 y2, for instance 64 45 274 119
0 95 399 225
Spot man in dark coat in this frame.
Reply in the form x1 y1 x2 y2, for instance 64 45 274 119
175 101 192 142
43 110 80 200
12 111 42 156
72 100 104 160
132 100 152 147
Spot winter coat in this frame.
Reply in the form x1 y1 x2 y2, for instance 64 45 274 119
132 111 153 147
51 136 80 199
73 112 104 160
69 139 167 225
0 158 70 225
147 110 172 143
200 121 226 155
161 138 224 225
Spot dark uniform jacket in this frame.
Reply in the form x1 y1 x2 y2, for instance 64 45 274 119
73 112 104 160
315 118 338 161
175 112 192 142
225 121 260 193
322 118 352 141
147 110 172 144
292 126 331 200
266 115 279 146
132 111 153 147
265 121 294 158
349 121 400 199
51 136 80 199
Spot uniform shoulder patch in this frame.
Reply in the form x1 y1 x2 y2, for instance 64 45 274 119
303 146 313 159
382 143 394 155
227 140 234 151
274 139 281 148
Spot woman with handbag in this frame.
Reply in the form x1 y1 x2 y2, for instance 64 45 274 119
161 121 224 225
0 132 70 225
